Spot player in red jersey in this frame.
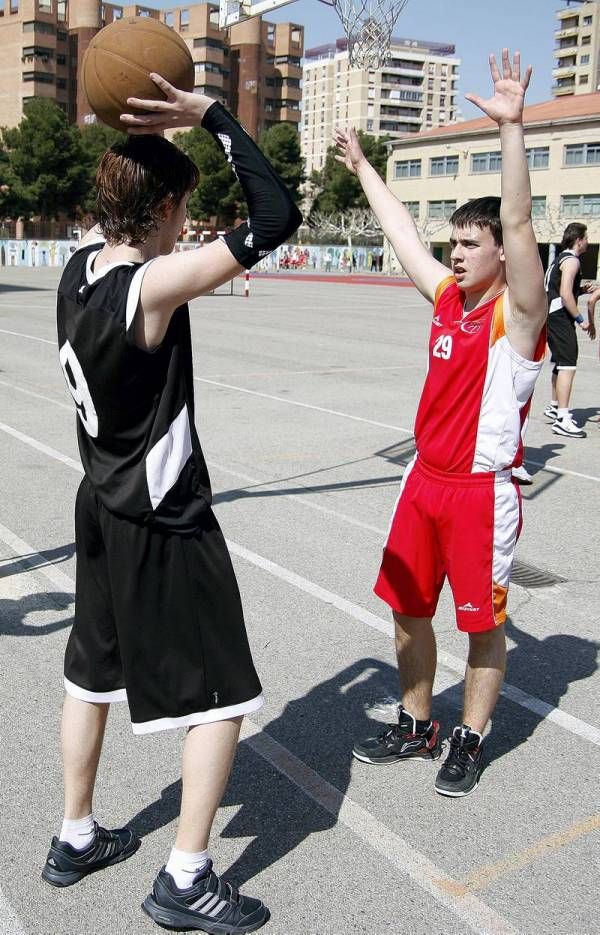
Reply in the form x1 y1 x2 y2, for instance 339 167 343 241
335 50 547 796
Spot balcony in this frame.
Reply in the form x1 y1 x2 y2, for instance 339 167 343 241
555 26 580 40
552 64 577 77
555 43 578 55
553 80 576 94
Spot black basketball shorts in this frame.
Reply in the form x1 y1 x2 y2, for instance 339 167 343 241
547 309 578 372
64 477 263 734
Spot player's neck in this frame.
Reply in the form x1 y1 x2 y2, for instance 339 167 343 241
95 233 165 267
462 276 506 313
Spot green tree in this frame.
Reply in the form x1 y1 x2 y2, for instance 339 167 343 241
174 126 243 227
259 122 304 202
79 123 127 215
1 99 89 219
310 131 391 216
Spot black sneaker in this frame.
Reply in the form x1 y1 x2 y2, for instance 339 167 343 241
142 862 270 934
352 706 442 765
42 822 141 887
434 725 483 797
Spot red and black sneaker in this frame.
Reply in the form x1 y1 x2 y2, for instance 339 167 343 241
434 725 484 797
352 706 442 765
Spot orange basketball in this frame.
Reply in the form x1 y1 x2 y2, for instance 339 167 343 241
82 17 195 131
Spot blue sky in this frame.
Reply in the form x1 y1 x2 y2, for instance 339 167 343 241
154 0 566 117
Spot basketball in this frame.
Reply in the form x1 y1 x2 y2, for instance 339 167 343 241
82 17 195 131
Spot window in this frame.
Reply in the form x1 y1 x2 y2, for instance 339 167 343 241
57 53 66 65
165 11 173 26
56 28 66 40
582 35 591 45
405 201 420 219
194 36 222 49
267 24 275 44
180 9 189 28
291 27 301 44
564 142 600 166
209 8 219 25
580 54 590 65
471 150 502 173
394 158 421 178
561 194 600 217
22 45 54 58
10 0 18 10
427 199 456 219
38 0 51 11
23 70 54 83
23 19 55 33
526 146 549 169
56 77 67 89
531 196 546 218
275 55 301 66
366 120 373 131
430 155 458 176
368 86 375 99
579 74 589 84
583 15 593 25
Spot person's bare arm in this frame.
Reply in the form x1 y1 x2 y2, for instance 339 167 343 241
559 257 582 318
466 50 546 359
333 128 450 302
586 286 600 341
120 75 301 350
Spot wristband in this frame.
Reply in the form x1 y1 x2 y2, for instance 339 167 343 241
575 314 584 324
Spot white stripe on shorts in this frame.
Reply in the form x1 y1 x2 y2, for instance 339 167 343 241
64 677 128 704
131 693 265 735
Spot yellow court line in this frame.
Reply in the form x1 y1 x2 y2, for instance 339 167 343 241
435 814 600 896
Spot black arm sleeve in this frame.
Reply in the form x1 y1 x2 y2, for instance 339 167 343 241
201 102 303 269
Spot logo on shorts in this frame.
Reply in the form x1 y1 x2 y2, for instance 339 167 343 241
458 602 479 612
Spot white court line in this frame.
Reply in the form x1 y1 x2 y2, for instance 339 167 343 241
0 380 72 411
1 418 597 750
202 363 422 379
0 520 75 593
0 327 55 345
0 521 515 935
195 376 415 435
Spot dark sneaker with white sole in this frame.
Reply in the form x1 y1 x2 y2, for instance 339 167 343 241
142 862 270 934
352 706 442 765
42 822 141 887
434 725 483 797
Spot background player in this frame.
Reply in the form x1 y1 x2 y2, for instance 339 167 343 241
42 77 301 933
335 50 547 797
544 223 594 438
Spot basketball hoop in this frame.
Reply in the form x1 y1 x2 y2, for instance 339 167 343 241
322 0 410 69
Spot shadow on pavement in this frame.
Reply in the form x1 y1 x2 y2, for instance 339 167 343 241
570 405 600 428
0 542 75 580
0 283 53 294
0 592 73 636
126 618 598 885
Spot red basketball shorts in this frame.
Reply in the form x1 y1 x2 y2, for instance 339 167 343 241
374 458 522 633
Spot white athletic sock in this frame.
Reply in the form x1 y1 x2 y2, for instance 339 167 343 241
165 847 211 890
557 407 569 420
551 399 558 407
59 814 96 850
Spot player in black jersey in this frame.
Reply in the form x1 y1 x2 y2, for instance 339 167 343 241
544 223 593 438
42 77 301 933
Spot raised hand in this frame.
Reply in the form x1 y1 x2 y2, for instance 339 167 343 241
120 73 215 134
333 127 366 175
465 49 532 126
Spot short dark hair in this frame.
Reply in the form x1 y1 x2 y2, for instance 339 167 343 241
560 222 587 250
449 196 503 247
96 135 199 245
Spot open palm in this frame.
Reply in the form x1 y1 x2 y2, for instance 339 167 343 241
466 49 532 125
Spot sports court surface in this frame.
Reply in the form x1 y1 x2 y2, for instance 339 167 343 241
1 266 598 935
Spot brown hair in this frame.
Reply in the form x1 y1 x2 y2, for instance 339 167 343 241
95 134 199 244
560 222 587 250
449 196 503 247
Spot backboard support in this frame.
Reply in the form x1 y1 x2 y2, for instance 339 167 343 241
219 0 299 29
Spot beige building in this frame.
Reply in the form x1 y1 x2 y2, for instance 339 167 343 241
553 0 600 96
302 36 460 176
0 0 302 139
385 92 600 280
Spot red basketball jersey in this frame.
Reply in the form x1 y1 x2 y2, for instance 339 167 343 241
414 276 545 474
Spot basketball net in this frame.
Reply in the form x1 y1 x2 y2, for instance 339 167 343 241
329 0 410 69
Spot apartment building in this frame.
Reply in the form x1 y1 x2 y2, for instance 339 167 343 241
553 0 600 96
0 0 303 139
302 36 460 176
386 93 600 279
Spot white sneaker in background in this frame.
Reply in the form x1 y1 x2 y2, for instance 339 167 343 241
512 464 533 485
552 415 586 438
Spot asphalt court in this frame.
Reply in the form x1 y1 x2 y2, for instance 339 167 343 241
0 266 599 935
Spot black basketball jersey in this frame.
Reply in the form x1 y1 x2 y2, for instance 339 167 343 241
545 249 582 315
56 240 212 531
